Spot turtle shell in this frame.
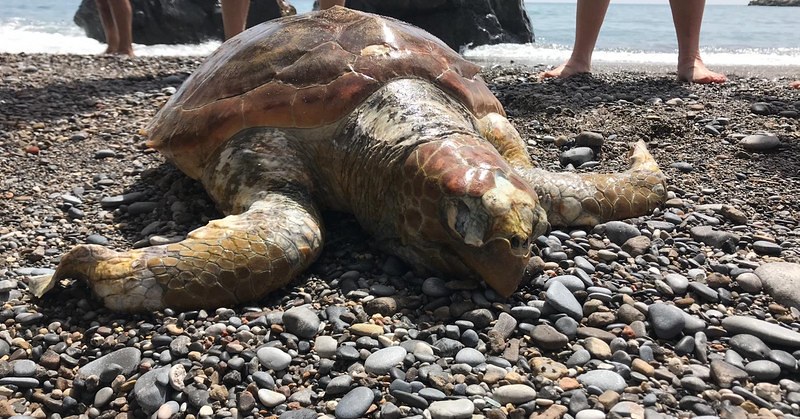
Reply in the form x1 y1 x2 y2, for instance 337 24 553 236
145 6 504 179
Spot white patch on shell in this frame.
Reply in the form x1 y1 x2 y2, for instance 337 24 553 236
360 43 397 58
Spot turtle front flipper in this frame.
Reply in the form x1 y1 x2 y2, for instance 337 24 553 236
30 193 323 312
516 140 667 226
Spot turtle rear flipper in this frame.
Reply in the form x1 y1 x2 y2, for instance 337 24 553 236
518 140 667 226
31 193 323 312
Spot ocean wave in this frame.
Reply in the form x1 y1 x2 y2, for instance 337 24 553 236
0 24 220 56
464 43 800 67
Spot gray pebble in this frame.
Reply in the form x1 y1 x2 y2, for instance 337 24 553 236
365 346 407 375
257 347 292 371
492 384 537 404
428 399 474 419
739 134 780 151
577 370 626 392
545 281 583 320
336 386 374 419
283 306 320 339
648 303 685 339
745 360 782 381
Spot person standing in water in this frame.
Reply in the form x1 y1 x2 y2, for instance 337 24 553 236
540 0 726 84
95 0 134 56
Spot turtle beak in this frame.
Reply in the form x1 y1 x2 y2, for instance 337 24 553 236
466 238 529 297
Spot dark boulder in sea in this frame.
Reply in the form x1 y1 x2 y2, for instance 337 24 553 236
748 0 800 5
74 0 293 45
340 0 534 51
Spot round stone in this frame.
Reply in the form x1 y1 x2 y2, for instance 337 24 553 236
664 273 689 295
745 360 782 381
753 240 783 256
257 389 286 407
575 410 606 419
545 281 583 320
11 360 36 377
600 221 641 245
730 334 771 360
739 134 780 151
545 275 585 292
577 370 626 393
314 336 338 359
364 346 407 375
282 306 321 339
736 272 763 293
648 303 685 339
454 348 485 366
492 384 537 404
428 399 474 419
335 386 374 419
560 147 595 167
755 262 800 311
531 324 569 350
256 347 292 371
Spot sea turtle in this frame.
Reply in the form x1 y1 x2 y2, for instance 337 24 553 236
30 7 665 312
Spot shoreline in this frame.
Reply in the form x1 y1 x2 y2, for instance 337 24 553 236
467 57 800 81
1 53 800 418
4 51 800 81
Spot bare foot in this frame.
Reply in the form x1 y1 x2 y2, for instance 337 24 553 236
677 58 727 84
538 61 591 81
790 81 800 89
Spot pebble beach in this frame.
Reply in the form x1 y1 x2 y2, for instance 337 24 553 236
1 52 800 419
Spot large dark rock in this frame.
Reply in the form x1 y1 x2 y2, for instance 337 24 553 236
342 0 533 51
748 0 800 5
74 0 292 45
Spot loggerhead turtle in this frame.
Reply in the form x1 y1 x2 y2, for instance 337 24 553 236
30 7 665 312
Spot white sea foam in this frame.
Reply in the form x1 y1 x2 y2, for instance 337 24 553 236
0 22 220 56
463 43 800 67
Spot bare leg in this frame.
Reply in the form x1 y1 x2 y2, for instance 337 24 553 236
669 0 725 83
319 0 345 8
108 0 134 56
95 0 117 54
539 0 610 80
791 81 800 89
222 0 250 40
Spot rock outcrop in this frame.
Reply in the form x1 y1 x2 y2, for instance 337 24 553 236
748 0 800 5
74 0 292 45
340 0 533 51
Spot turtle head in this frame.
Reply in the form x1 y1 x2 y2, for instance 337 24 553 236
398 139 549 296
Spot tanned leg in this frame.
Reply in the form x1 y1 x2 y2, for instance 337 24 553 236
108 0 134 56
669 0 726 83
222 0 250 40
540 0 610 80
95 0 118 54
790 81 800 89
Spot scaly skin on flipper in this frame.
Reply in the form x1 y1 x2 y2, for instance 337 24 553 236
517 140 666 226
476 114 665 226
31 195 323 312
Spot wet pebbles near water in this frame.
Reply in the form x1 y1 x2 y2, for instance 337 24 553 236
1 53 800 418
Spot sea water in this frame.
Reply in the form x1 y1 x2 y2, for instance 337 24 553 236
1 0 799 67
